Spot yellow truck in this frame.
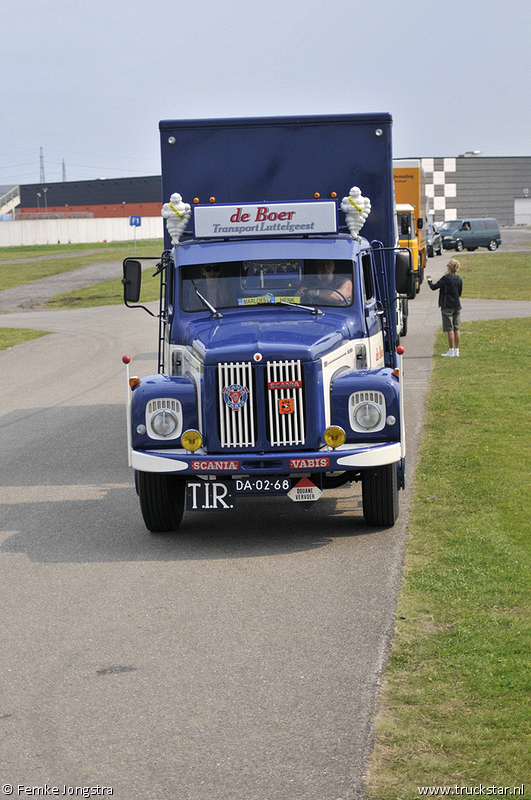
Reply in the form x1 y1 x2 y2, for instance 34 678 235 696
393 159 427 297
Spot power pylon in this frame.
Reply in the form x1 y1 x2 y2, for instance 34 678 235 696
39 147 45 183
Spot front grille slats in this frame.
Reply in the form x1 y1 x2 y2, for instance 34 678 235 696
218 362 255 448
267 359 305 447
217 359 305 449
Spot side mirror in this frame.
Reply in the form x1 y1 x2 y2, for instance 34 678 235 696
122 259 142 304
417 218 423 230
395 250 414 297
400 216 410 237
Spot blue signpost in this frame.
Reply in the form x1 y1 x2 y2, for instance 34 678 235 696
130 216 141 252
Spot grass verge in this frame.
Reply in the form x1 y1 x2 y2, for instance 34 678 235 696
0 239 163 291
0 327 50 351
44 267 160 309
445 251 531 301
365 317 531 799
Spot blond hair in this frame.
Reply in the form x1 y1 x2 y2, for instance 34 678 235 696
447 259 460 274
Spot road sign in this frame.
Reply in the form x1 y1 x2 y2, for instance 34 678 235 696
129 216 141 227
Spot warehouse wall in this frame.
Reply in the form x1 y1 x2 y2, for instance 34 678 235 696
0 215 163 247
421 156 531 225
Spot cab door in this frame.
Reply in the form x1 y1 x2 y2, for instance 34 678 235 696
361 252 384 366
459 220 474 248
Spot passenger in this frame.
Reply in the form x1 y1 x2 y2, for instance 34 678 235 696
187 263 237 310
296 259 352 305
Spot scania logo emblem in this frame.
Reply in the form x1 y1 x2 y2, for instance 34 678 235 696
253 352 263 362
222 384 249 409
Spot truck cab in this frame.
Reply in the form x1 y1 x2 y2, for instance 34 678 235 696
396 203 422 296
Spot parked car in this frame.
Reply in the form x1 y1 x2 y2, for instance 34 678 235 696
439 218 501 252
427 222 443 257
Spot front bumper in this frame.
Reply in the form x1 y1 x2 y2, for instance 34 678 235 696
131 441 402 474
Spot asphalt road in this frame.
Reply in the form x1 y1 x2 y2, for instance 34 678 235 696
1 247 531 799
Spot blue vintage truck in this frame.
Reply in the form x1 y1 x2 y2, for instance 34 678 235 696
122 114 413 532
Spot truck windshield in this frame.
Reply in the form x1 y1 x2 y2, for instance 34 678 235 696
180 258 354 311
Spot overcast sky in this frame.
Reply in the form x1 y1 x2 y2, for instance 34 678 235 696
2 0 529 186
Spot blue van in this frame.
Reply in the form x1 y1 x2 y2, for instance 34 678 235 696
440 218 501 252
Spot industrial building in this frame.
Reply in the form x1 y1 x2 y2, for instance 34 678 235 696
2 155 531 228
421 155 531 226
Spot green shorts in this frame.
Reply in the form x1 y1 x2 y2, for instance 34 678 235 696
441 307 461 332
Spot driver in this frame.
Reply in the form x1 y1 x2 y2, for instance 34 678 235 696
295 259 352 305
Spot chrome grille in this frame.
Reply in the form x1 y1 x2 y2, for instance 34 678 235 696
266 360 305 446
217 359 306 449
218 362 256 448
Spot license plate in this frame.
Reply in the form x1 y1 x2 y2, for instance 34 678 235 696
234 476 291 494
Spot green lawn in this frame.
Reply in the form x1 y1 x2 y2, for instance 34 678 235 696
0 239 163 291
44 265 160 309
366 319 531 798
451 251 531 301
0 327 50 349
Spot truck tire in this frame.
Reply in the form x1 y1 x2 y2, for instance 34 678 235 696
137 471 185 533
361 463 399 527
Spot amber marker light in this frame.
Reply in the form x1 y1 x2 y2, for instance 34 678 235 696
181 429 202 452
313 192 321 199
324 425 346 449
209 197 216 204
330 192 337 198
193 197 200 204
129 376 141 390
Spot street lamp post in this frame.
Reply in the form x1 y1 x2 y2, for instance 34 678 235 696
42 187 48 217
37 192 41 215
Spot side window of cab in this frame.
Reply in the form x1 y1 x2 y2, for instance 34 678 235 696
361 252 375 302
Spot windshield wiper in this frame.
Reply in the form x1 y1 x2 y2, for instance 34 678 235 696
191 279 223 318
278 300 323 315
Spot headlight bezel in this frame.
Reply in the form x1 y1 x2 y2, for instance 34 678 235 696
349 391 386 433
146 398 183 440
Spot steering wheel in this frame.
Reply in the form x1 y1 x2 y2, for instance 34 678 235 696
300 286 349 306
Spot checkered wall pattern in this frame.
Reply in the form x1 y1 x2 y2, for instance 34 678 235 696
421 158 457 223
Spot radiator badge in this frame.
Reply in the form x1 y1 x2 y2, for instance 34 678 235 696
223 384 249 409
279 398 295 415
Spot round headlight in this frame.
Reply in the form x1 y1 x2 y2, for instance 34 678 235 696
324 425 346 448
181 429 203 452
151 409 178 437
355 402 382 430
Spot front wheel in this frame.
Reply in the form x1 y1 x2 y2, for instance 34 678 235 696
487 239 498 251
455 240 464 252
361 463 399 527
137 471 185 533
